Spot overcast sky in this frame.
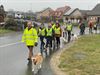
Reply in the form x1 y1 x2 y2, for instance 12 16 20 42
0 0 100 12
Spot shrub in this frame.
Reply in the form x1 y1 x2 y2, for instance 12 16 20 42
4 18 18 30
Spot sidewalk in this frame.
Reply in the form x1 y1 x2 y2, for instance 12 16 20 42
50 41 75 75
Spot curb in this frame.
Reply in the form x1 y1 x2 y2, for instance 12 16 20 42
50 41 75 75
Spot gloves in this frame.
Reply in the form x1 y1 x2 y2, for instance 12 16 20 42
35 42 38 46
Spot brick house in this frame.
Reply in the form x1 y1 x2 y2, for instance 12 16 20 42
36 7 54 19
51 6 71 20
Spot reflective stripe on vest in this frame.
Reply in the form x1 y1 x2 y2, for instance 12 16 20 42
39 28 45 36
55 27 60 34
22 27 38 45
46 28 52 36
23 28 35 40
52 24 56 29
67 24 72 31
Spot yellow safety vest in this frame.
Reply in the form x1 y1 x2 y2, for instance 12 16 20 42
39 28 45 36
46 28 52 36
52 24 56 29
67 24 72 31
22 27 38 46
55 27 60 35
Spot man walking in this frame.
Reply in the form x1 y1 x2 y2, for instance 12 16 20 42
45 24 55 55
38 24 46 55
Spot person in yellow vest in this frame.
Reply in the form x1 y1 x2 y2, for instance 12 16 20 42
45 23 55 55
51 21 56 29
51 21 57 50
22 21 38 61
38 24 46 55
66 21 73 42
55 23 62 49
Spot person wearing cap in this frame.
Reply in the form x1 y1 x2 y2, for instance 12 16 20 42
38 23 46 55
54 23 62 49
66 21 73 42
45 23 55 55
22 21 38 61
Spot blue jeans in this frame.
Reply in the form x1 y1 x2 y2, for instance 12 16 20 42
40 36 45 54
46 36 52 48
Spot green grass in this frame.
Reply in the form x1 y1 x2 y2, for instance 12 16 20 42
59 34 100 75
0 28 12 34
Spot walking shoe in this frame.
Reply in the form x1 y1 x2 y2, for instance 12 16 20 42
27 58 31 61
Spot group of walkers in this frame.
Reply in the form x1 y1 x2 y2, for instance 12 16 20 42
21 19 100 61
79 19 100 35
21 20 73 60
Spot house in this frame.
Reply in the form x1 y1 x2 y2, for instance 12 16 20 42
63 8 83 23
80 10 90 19
51 6 71 19
87 3 100 23
63 8 91 23
36 7 54 19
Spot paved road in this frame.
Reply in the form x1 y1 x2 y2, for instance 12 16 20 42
0 27 89 75
0 32 55 75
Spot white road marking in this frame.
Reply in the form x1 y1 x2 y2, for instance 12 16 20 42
0 42 22 48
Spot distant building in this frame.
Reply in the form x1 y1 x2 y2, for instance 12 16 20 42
63 8 83 23
87 3 100 23
63 8 91 23
51 6 71 19
36 7 54 19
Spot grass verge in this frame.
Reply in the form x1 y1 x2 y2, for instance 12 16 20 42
59 34 100 75
0 28 12 34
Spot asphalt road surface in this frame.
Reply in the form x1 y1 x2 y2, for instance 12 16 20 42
0 32 55 75
0 27 89 75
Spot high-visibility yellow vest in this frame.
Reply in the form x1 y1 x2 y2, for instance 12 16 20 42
38 28 45 36
67 24 72 31
55 27 60 35
22 27 38 46
52 24 56 29
46 28 52 36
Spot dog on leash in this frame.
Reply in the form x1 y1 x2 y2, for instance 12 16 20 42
31 53 43 74
71 33 78 41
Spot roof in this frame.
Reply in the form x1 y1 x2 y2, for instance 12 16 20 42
36 7 53 14
87 3 100 16
79 10 90 15
56 6 70 12
64 8 79 16
52 6 71 17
